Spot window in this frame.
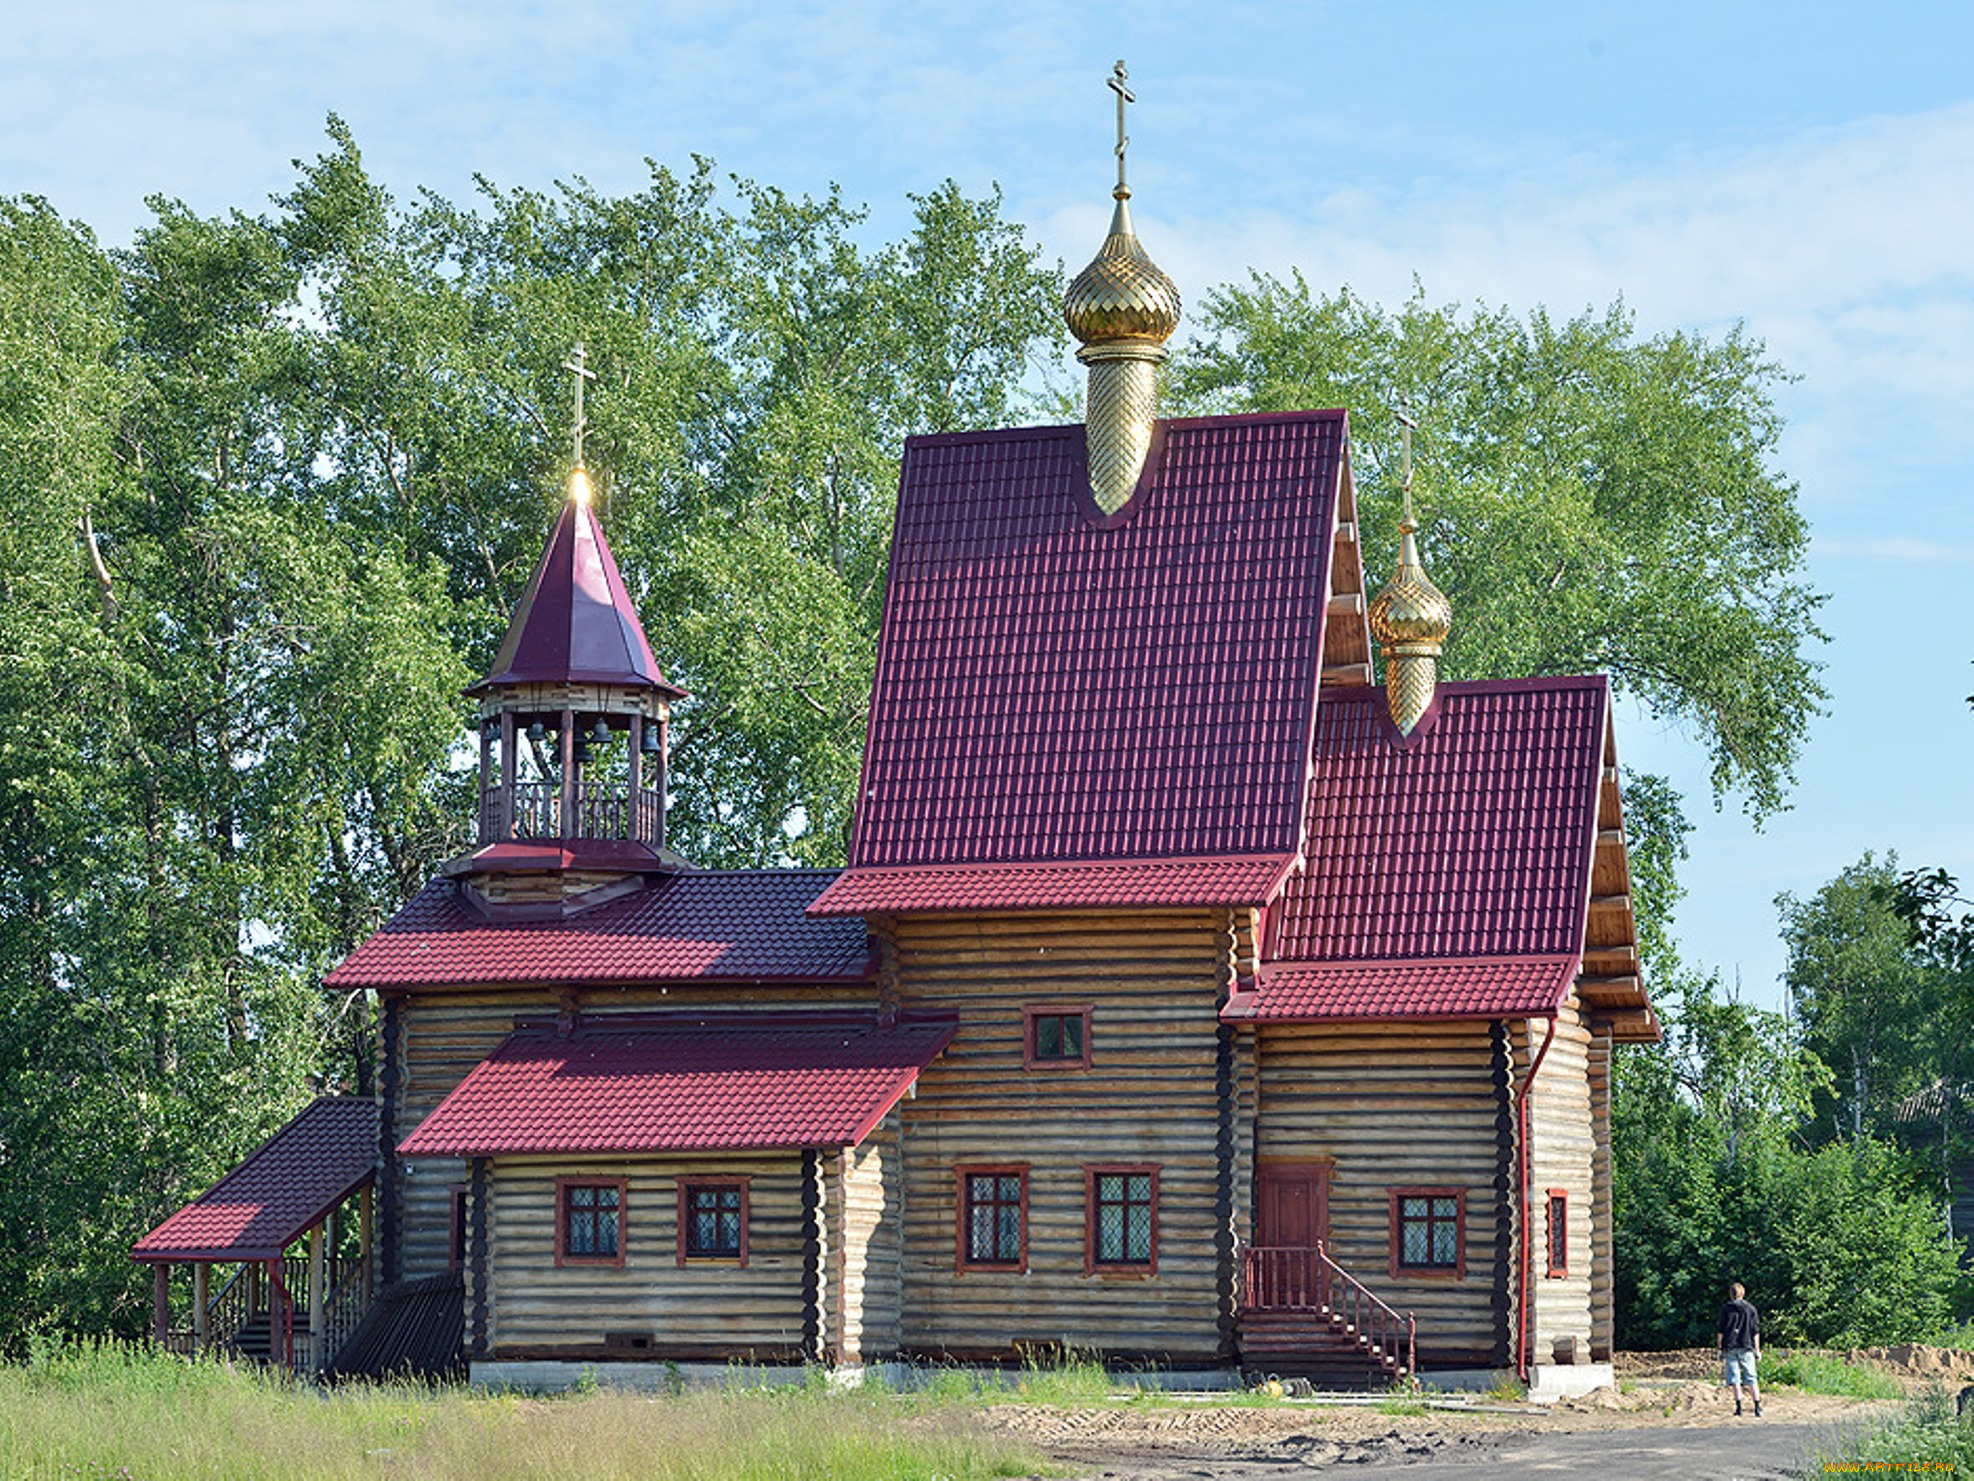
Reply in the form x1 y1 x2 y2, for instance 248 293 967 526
1024 1005 1092 1069
556 1179 627 1267
1546 1191 1569 1278
448 1186 468 1271
1086 1166 1158 1274
677 1179 750 1267
956 1165 1028 1272
1389 1188 1465 1279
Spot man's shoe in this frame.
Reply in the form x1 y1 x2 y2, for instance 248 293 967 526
1753 1400 1762 1417
1734 1402 1743 1415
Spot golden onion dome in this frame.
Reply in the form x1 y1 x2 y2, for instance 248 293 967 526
1367 516 1453 653
1063 195 1182 349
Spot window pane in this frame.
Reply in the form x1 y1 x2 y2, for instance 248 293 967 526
1125 1203 1152 1261
1402 1219 1428 1265
1060 1016 1083 1058
1098 1175 1123 1202
571 1187 596 1210
598 1187 619 1211
569 1211 595 1255
1402 1197 1426 1221
1433 1198 1456 1222
596 1208 619 1257
1431 1220 1455 1265
969 1202 995 1260
1126 1174 1151 1203
998 1205 1020 1261
1037 1016 1062 1057
1097 1204 1122 1261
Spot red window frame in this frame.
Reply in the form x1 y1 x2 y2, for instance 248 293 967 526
555 1177 628 1268
955 1164 1029 1273
1388 1187 1465 1280
1084 1164 1159 1276
676 1177 751 1268
1023 1005 1093 1070
1546 1189 1569 1278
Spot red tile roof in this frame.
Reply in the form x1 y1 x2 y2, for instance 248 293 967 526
1274 678 1608 963
809 854 1297 916
397 1016 956 1156
1224 955 1580 1022
845 414 1344 881
471 494 684 696
133 1099 377 1261
325 870 871 989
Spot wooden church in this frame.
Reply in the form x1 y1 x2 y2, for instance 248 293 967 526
133 77 1656 1397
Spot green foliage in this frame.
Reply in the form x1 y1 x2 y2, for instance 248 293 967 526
1174 278 1827 821
1761 1350 1903 1399
1813 1388 1974 1472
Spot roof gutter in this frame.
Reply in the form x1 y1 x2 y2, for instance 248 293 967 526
1516 1014 1558 1383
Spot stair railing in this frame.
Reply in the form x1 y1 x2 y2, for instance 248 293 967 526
203 1263 254 1353
1241 1243 1416 1377
317 1253 371 1371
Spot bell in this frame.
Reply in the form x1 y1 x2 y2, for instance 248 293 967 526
641 724 662 755
526 721 546 744
592 718 610 744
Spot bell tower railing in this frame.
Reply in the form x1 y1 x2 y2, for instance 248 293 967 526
475 699 669 850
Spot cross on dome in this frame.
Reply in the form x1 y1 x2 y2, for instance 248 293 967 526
1109 60 1134 201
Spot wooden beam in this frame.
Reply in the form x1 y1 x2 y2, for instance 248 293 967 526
1326 593 1365 617
308 1223 327 1374
1597 828 1624 846
193 1263 209 1352
1334 520 1358 545
1588 895 1632 915
153 1263 170 1344
1321 662 1375 687
359 1182 374 1302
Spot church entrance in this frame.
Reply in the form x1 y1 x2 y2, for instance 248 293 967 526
1246 1161 1330 1310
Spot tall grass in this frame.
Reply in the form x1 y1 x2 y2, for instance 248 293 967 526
1811 1389 1974 1472
0 1341 1043 1481
1762 1350 1905 1400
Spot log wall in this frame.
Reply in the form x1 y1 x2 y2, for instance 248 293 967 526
1522 1001 1597 1364
1254 1021 1505 1367
885 911 1233 1363
484 1153 806 1359
827 1109 902 1363
1587 1019 1615 1359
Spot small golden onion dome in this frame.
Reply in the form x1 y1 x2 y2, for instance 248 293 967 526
1063 196 1182 350
1367 515 1454 653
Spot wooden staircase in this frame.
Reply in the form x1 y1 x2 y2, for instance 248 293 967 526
1239 1245 1414 1389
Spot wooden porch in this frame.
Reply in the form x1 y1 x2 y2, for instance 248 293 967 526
1239 1244 1415 1387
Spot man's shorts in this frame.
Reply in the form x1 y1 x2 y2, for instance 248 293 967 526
1723 1347 1758 1386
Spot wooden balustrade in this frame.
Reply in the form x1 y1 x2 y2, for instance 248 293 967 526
1241 1243 1416 1378
494 778 663 846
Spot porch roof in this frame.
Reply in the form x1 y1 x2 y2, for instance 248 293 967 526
398 1014 956 1158
132 1098 377 1262
1223 954 1580 1022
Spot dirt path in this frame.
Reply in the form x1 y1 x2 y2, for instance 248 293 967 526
976 1385 1897 1479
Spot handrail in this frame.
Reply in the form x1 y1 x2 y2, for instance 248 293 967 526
1241 1243 1416 1377
499 778 662 845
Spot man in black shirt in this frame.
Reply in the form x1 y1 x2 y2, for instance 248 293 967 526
1718 1281 1761 1416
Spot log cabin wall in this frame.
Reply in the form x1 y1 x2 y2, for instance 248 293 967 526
1587 1019 1615 1359
883 910 1232 1364
1254 1020 1503 1367
1522 1000 1597 1364
827 1109 902 1364
483 1152 806 1360
386 983 874 1284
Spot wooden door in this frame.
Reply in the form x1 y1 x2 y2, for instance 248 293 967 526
1257 1162 1329 1248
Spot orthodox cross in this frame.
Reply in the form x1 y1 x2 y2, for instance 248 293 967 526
1394 393 1419 525
1109 60 1134 198
562 341 597 466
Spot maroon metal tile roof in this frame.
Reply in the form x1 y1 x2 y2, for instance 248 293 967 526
809 854 1297 916
133 1099 377 1261
471 494 684 696
847 414 1344 876
1275 678 1608 963
397 1016 957 1156
324 870 872 989
1224 955 1580 1022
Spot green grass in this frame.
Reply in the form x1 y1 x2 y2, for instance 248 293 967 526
1810 1388 1974 1472
1762 1349 1905 1401
0 1341 1045 1481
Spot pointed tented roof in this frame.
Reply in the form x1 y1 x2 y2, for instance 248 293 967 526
471 490 684 696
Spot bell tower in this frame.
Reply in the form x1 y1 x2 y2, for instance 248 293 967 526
451 345 689 912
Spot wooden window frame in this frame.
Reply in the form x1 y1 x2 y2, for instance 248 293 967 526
955 1164 1029 1273
1023 1005 1093 1070
1546 1189 1569 1278
1388 1187 1466 1280
555 1177 628 1268
448 1185 469 1272
676 1177 751 1268
1084 1164 1159 1276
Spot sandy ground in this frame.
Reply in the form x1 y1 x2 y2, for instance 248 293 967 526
970 1348 1952 1478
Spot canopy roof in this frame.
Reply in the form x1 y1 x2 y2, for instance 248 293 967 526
398 1015 956 1157
1225 955 1580 1023
132 1098 376 1262
472 493 683 696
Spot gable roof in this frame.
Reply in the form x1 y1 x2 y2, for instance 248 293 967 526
397 1015 955 1156
471 494 684 696
823 413 1343 912
1273 677 1608 964
133 1098 376 1261
325 870 871 990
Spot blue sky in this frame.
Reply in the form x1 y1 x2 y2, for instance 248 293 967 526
7 0 1970 1004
